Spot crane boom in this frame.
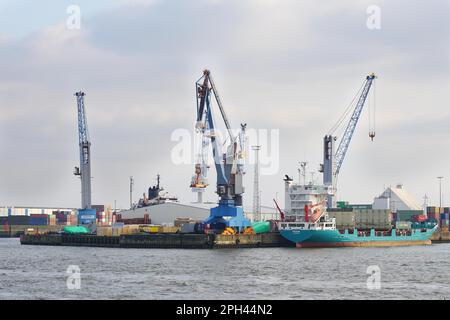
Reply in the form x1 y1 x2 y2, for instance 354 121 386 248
322 73 376 208
74 91 92 209
208 72 235 142
334 73 376 175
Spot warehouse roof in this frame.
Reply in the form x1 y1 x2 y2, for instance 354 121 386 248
381 185 421 210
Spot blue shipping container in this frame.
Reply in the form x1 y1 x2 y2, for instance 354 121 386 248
78 209 96 224
29 218 48 226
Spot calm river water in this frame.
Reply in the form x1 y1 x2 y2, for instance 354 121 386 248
0 238 449 299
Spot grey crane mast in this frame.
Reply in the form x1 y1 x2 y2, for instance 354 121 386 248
73 91 92 210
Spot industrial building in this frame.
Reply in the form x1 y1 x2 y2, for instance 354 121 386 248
372 184 422 212
0 206 76 217
118 201 279 225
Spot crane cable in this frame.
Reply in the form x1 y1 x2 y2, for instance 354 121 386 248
368 79 376 138
328 80 366 136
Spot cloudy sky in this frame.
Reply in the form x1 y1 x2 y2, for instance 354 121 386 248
0 0 449 210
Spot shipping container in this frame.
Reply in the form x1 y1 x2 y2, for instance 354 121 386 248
8 215 30 225
181 222 196 233
174 217 194 227
347 204 372 210
29 217 48 226
92 204 105 212
30 214 48 218
11 208 26 216
353 209 392 230
78 209 96 224
336 201 349 209
328 210 355 229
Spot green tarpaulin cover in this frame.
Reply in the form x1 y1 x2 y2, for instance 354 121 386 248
63 226 91 234
252 221 270 234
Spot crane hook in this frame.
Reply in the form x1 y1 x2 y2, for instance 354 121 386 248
369 131 376 141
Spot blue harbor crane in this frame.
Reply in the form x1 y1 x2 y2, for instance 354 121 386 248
321 73 377 208
73 92 96 225
195 69 251 232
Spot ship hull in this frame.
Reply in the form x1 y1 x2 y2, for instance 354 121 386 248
295 239 431 248
281 227 437 248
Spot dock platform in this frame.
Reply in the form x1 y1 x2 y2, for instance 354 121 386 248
20 232 295 249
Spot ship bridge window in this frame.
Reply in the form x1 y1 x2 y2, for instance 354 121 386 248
325 224 333 228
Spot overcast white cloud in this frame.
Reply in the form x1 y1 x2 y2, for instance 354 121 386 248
0 0 449 209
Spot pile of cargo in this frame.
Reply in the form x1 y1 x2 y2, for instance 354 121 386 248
96 224 181 236
174 217 196 227
180 222 205 233
116 213 150 225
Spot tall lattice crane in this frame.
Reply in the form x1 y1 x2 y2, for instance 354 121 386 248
194 69 251 231
73 91 92 210
321 73 377 207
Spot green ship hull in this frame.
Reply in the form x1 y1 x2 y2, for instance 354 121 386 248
281 226 438 248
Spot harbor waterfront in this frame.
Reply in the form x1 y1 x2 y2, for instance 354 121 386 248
1 238 449 300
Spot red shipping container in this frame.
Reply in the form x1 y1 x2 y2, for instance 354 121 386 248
30 214 48 218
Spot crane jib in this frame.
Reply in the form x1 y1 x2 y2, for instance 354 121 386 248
334 74 375 175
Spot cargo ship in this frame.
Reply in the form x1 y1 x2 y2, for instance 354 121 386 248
279 175 438 248
279 218 438 248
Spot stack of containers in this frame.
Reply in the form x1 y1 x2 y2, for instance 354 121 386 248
441 208 449 230
100 211 106 225
29 214 49 226
72 213 78 225
48 214 57 226
104 210 111 225
66 213 77 226
8 215 30 225
1 217 9 232
427 206 439 223
55 212 68 225
392 212 398 222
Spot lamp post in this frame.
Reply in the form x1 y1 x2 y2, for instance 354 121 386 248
437 176 443 212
